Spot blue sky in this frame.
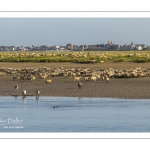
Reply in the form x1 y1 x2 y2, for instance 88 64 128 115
0 18 149 46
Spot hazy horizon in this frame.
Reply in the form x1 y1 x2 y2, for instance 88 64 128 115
0 18 150 47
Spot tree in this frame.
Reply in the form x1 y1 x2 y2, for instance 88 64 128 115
100 44 105 48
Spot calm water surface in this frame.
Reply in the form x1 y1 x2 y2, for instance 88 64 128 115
0 96 150 132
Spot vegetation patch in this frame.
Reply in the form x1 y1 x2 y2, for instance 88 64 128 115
0 51 150 63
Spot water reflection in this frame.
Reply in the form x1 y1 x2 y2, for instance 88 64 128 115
1 96 150 132
23 98 26 103
36 96 40 100
36 97 40 104
14 95 18 99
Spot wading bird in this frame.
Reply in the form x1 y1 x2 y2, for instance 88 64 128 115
22 90 26 99
36 89 40 99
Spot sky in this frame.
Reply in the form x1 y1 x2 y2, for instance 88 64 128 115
0 18 150 47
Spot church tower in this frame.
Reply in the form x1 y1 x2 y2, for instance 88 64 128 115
108 41 113 45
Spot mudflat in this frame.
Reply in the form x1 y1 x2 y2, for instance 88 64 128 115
0 62 150 99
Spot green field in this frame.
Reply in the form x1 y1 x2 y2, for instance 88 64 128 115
0 50 150 63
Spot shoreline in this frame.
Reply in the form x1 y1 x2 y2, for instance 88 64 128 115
0 62 150 99
3 95 149 100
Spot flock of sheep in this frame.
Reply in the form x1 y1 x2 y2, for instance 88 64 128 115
0 65 150 82
0 65 150 98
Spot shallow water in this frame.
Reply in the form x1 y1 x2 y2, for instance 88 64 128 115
0 96 150 132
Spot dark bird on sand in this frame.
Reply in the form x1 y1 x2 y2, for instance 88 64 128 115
78 82 82 89
14 85 19 91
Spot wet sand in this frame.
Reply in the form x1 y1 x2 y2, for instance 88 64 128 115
0 62 150 99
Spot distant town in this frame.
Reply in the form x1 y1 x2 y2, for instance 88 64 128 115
0 41 149 51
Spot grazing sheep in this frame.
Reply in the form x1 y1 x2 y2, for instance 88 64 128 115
63 72 68 78
95 74 101 80
13 76 20 81
84 77 89 81
101 75 105 81
46 79 52 83
31 75 36 81
74 77 81 82
90 76 97 82
105 76 109 82
0 72 6 77
100 61 104 64
88 60 96 63
27 75 32 81
131 72 138 78
78 82 82 89
20 75 27 80
40 74 48 80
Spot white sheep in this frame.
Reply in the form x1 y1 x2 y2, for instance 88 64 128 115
74 77 81 81
100 61 104 64
106 77 109 82
46 79 52 83
90 76 97 82
84 77 89 81
31 75 36 81
104 75 109 82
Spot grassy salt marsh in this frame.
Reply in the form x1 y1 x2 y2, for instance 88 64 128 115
0 50 150 63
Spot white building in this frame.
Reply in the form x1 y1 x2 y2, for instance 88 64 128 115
9 46 16 51
135 45 143 50
54 45 60 50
